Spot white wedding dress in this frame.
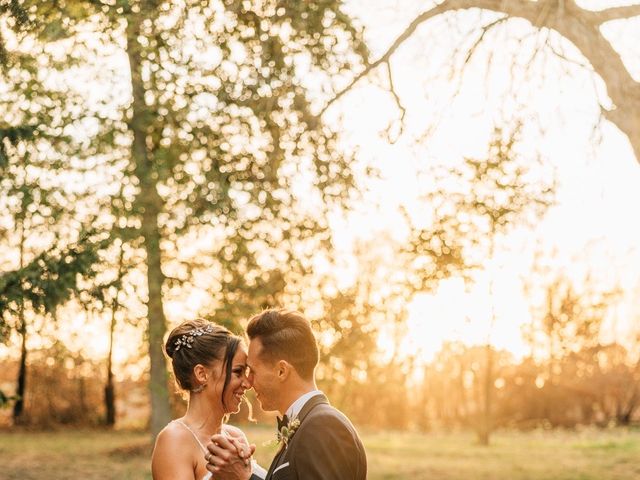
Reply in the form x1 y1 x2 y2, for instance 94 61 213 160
174 420 267 480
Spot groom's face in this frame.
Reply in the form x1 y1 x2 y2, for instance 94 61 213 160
247 337 280 412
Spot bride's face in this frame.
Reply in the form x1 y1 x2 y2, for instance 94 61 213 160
220 346 251 414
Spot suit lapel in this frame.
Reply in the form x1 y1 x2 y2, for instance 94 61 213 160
266 443 288 479
296 393 329 424
266 394 329 479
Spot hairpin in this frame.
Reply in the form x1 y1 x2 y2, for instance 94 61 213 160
174 324 215 351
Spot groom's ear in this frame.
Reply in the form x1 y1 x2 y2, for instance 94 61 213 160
276 360 292 381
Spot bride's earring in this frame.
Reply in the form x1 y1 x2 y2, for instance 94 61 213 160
192 383 206 393
192 376 207 393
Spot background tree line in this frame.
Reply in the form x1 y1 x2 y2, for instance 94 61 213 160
3 262 639 432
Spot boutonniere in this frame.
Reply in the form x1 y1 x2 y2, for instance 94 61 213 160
263 415 302 449
276 417 300 448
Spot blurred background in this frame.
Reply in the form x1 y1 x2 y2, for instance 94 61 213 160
1 0 640 478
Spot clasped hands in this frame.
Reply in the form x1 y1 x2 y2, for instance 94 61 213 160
205 433 255 480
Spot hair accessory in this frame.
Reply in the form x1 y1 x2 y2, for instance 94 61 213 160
174 324 215 351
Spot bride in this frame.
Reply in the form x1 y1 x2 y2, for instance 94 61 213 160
152 319 266 480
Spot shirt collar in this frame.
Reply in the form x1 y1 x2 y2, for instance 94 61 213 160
285 390 323 419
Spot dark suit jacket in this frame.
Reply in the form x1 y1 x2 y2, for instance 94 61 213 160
263 393 367 480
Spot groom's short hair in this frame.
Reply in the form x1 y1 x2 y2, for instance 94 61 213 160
246 308 319 381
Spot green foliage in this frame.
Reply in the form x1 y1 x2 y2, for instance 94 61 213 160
0 0 29 25
16 0 97 42
404 124 556 291
404 212 473 290
0 389 18 408
31 0 372 325
25 0 371 431
0 124 36 170
0 231 112 342
540 275 616 357
454 126 556 239
0 0 30 66
0 0 123 338
69 0 369 237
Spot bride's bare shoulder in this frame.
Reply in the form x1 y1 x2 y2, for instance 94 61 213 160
152 421 199 479
155 421 194 449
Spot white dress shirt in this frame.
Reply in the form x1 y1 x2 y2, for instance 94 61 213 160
285 389 323 419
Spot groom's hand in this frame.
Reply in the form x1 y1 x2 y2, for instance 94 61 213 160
205 434 254 480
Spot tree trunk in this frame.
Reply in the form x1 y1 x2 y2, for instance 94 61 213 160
478 240 497 446
125 9 171 437
104 366 115 426
12 311 27 424
104 244 124 427
617 384 639 426
12 221 26 424
104 291 118 426
478 343 493 446
79 375 87 418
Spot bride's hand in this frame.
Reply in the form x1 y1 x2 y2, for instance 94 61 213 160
221 425 255 465
229 437 256 464
205 434 253 480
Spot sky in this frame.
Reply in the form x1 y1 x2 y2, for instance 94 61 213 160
330 0 640 362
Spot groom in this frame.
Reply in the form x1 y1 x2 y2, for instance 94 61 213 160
205 308 367 479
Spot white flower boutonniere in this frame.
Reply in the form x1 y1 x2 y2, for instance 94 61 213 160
276 418 300 448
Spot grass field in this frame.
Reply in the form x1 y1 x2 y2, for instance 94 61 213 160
1 426 640 479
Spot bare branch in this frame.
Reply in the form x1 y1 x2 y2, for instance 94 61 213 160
318 0 640 162
318 0 541 118
385 61 404 119
545 37 592 71
591 4 640 24
384 60 406 142
318 0 463 117
462 16 508 67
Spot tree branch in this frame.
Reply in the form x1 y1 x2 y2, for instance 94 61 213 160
591 4 640 24
384 60 406 142
462 16 509 67
320 0 640 163
318 0 541 117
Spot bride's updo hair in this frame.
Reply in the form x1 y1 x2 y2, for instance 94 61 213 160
165 319 242 405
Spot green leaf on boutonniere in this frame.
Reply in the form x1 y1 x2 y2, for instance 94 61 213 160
276 418 301 447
